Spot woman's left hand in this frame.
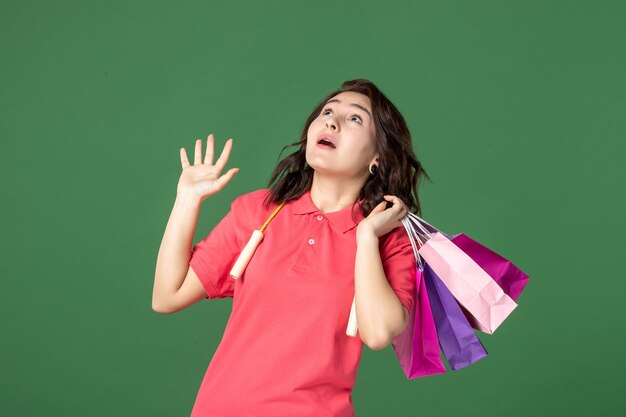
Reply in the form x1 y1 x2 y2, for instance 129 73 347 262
357 195 409 239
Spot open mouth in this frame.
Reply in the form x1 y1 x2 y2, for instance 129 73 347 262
317 139 336 149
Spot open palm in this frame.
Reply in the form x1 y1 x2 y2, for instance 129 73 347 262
177 133 239 202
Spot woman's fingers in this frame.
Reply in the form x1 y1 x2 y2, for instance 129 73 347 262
180 133 232 171
204 134 215 166
180 147 190 169
194 139 203 165
213 167 239 191
367 201 386 218
214 138 233 172
384 195 408 220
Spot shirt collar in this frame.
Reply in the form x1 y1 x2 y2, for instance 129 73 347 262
290 189 365 233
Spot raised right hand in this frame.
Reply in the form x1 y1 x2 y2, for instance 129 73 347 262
177 133 239 202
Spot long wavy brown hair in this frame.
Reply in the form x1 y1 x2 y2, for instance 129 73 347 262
262 78 432 220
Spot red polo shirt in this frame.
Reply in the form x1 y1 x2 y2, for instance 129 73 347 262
188 188 416 417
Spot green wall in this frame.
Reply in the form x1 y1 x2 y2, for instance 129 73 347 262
2 1 623 416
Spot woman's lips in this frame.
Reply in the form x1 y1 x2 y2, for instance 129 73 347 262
317 142 336 150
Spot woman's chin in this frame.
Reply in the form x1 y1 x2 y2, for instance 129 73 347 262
307 161 332 172
310 166 349 177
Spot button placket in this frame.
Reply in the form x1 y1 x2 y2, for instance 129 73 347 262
310 213 325 244
290 215 319 273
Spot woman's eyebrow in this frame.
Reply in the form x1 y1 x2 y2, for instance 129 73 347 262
325 99 372 120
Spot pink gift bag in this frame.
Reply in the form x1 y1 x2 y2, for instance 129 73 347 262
406 214 518 334
391 265 447 378
447 233 529 302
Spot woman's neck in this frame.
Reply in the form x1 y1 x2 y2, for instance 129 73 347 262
309 175 365 213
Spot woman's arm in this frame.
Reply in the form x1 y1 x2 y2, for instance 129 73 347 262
152 135 239 313
354 229 408 350
152 192 206 313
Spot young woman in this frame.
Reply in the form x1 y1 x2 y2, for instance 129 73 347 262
152 79 431 417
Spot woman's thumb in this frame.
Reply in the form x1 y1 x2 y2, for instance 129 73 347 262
215 168 239 188
371 201 386 214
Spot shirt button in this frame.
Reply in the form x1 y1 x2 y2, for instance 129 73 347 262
308 238 315 245
317 215 323 221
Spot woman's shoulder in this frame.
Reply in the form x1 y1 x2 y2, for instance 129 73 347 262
233 188 273 206
379 224 413 251
230 188 278 225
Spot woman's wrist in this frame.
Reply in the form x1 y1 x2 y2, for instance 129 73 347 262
175 191 203 209
356 224 378 243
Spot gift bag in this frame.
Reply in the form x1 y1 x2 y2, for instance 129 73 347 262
406 213 519 334
391 264 447 378
423 261 488 370
448 233 529 301
406 217 530 303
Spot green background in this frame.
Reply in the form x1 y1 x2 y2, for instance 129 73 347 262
2 1 623 416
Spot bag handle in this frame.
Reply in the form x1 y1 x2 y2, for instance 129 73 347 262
401 216 424 270
406 212 440 239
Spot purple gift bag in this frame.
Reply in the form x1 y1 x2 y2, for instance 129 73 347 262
423 261 489 370
391 266 447 378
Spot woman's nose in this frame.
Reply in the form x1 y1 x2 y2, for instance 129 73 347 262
325 118 337 130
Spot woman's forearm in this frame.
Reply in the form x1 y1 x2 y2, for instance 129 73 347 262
152 192 202 309
354 229 407 350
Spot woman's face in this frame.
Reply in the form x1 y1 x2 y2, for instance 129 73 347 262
306 91 378 178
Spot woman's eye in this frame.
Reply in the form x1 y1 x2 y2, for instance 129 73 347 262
321 108 363 124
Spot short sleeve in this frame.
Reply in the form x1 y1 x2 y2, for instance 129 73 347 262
380 226 417 312
189 197 243 300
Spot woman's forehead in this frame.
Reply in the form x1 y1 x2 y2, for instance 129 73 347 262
326 92 372 116
329 91 370 106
